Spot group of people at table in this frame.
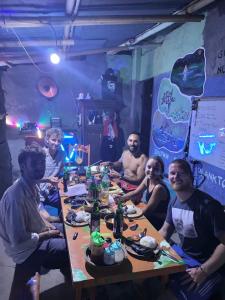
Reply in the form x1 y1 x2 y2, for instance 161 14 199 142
0 129 225 300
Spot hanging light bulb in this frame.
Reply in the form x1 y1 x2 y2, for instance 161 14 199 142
50 52 61 64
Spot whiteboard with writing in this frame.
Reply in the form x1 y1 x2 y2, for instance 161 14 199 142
189 98 225 170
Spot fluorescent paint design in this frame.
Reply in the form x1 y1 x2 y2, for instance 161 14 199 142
64 135 74 139
60 144 65 151
69 149 75 159
219 128 225 137
197 141 216 155
199 134 215 138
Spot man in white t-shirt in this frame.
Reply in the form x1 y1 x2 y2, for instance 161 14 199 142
0 143 69 300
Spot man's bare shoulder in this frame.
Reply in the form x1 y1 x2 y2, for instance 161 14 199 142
122 149 129 156
139 153 148 162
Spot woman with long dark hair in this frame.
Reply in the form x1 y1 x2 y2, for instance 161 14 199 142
121 156 170 230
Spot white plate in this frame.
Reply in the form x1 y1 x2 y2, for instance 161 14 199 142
124 206 143 218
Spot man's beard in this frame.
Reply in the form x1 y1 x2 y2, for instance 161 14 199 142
128 145 138 153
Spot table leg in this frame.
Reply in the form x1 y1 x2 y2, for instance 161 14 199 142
75 287 82 300
160 275 169 286
88 287 96 300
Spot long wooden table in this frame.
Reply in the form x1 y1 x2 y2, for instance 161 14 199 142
60 189 185 300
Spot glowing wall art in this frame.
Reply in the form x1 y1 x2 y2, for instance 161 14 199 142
152 110 189 153
157 78 191 122
171 48 206 96
189 99 225 171
152 78 191 153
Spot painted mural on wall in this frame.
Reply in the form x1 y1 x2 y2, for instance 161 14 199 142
151 48 206 157
152 110 189 152
157 78 191 122
170 48 206 96
152 78 191 153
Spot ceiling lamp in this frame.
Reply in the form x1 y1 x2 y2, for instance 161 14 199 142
50 52 61 64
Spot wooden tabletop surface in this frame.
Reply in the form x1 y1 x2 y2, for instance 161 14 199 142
60 186 185 290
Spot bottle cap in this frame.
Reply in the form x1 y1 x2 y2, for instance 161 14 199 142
91 231 104 247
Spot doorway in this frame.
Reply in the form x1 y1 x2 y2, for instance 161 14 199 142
140 78 153 156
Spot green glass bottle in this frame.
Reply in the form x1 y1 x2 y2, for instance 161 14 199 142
90 199 100 233
113 200 124 239
63 166 69 193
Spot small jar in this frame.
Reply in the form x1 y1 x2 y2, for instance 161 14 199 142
90 231 105 264
103 247 115 265
110 240 125 263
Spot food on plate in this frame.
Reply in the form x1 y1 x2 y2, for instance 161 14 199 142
140 236 157 249
66 210 90 224
124 204 136 214
75 211 90 223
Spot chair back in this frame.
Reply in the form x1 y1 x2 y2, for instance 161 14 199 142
73 144 91 166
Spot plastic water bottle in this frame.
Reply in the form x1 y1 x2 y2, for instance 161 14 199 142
101 172 110 205
102 172 110 189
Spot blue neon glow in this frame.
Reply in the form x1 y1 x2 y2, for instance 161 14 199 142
199 134 215 138
69 149 75 159
197 142 216 155
60 144 65 151
65 156 69 161
64 135 74 139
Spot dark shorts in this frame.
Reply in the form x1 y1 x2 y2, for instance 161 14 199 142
170 245 223 300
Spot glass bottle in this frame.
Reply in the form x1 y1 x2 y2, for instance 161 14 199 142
86 166 92 189
63 166 69 193
90 199 100 233
113 200 124 239
100 171 110 205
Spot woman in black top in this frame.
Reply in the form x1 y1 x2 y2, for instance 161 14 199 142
121 156 170 230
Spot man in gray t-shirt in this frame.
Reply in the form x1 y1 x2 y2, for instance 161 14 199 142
159 159 225 300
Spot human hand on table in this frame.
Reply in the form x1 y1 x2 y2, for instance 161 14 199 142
114 194 126 204
109 169 121 178
180 267 208 290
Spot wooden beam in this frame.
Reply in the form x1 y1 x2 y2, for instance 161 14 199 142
0 15 204 28
0 40 74 47
0 42 160 65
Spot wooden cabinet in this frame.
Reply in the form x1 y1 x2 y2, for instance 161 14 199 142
78 100 123 164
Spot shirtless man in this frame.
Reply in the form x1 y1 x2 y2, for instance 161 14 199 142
102 132 147 185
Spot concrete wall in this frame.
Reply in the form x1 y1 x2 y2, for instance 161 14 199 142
140 20 205 81
3 55 106 129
